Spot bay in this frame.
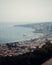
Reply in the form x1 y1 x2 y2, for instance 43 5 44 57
0 23 43 43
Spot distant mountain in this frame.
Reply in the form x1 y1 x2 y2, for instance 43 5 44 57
14 22 52 34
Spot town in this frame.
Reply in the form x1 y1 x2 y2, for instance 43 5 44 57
0 34 52 57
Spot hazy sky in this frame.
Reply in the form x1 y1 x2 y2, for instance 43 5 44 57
0 0 52 23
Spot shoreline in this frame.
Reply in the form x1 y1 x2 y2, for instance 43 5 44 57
0 33 52 56
0 33 50 45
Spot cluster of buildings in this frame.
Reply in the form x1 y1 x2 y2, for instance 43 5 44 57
0 36 52 57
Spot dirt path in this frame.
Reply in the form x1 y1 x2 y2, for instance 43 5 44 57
42 58 52 65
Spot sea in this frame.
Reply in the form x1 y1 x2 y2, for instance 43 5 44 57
0 23 43 44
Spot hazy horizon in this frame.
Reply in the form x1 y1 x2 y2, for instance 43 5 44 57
0 0 52 24
0 21 52 25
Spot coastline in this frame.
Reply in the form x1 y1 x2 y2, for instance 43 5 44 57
0 33 52 56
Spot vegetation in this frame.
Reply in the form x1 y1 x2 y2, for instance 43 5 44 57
0 41 52 65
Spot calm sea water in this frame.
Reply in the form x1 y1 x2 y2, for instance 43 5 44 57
0 23 43 43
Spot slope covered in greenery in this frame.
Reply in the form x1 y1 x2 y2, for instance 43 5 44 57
0 41 52 65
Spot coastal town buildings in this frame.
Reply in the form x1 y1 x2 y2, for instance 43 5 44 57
0 37 52 56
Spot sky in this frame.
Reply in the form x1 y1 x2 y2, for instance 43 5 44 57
0 0 52 23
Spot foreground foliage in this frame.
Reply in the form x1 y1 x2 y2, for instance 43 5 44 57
0 41 52 65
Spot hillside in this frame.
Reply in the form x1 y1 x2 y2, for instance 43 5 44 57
0 41 52 65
